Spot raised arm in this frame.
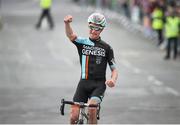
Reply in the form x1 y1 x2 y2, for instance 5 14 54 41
64 15 77 42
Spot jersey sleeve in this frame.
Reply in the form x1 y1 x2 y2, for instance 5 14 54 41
107 45 116 71
73 37 95 46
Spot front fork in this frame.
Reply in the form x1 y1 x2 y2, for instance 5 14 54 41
78 108 88 124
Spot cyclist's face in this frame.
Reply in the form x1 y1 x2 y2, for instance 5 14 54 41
88 23 103 40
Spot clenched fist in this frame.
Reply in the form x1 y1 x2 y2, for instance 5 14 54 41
105 79 115 88
64 15 73 23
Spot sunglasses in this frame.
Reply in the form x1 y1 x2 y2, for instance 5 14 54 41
88 25 103 31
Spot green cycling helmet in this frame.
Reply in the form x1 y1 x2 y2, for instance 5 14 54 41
88 13 106 27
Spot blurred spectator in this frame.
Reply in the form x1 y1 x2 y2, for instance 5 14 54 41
141 0 156 37
130 0 141 23
159 0 166 14
175 2 180 54
141 0 155 16
122 0 130 18
151 2 164 45
117 0 130 18
36 0 54 30
164 6 180 60
0 0 2 30
71 0 180 52
73 0 79 2
110 0 116 10
0 16 1 27
102 0 108 8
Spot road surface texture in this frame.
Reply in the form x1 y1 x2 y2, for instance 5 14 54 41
0 0 180 124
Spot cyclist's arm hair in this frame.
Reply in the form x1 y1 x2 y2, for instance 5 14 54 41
64 15 77 42
111 68 118 83
65 22 77 41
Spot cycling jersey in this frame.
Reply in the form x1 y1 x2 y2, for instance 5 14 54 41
73 37 116 80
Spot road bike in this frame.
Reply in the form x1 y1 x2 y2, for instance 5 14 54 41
60 98 101 124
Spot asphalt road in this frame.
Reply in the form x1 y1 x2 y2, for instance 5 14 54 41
0 0 180 124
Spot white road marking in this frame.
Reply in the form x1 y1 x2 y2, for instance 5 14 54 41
148 75 163 86
154 80 164 86
148 75 156 82
165 87 180 96
133 67 142 74
119 57 179 96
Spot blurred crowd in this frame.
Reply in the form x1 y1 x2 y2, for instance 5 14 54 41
73 0 180 60
0 0 2 29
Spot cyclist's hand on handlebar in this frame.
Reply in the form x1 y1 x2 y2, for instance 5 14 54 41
105 79 115 88
64 15 73 23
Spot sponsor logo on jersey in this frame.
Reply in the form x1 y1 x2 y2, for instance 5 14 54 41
96 56 102 64
82 45 106 57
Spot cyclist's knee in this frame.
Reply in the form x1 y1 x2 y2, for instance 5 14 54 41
89 96 101 104
70 105 79 124
88 100 98 116
88 98 98 114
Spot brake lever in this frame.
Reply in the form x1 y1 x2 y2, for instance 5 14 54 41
60 99 65 115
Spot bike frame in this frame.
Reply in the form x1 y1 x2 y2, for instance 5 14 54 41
78 106 88 124
60 98 100 124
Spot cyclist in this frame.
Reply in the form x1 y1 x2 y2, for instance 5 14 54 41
64 13 118 124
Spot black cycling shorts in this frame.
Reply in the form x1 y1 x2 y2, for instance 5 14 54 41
73 79 106 103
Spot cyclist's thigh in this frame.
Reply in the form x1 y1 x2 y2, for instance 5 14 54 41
90 80 106 103
73 80 89 103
